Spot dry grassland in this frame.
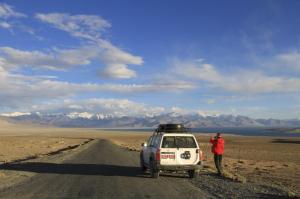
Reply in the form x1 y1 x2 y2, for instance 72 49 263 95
0 123 299 195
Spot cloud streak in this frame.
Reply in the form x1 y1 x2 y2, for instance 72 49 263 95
35 13 110 41
172 58 300 94
0 68 195 110
0 3 26 19
0 46 98 71
0 3 27 32
35 13 143 78
275 51 300 71
0 44 144 76
31 98 166 117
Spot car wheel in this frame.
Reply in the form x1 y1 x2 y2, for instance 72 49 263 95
150 159 159 178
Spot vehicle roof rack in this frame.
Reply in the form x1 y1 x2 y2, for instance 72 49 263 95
153 124 190 135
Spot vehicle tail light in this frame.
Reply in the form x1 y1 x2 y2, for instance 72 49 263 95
156 149 160 162
196 149 205 161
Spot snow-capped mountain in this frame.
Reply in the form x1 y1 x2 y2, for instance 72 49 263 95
66 112 115 119
0 112 31 117
1 111 300 128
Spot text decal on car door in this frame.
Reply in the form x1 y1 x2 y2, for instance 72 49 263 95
161 152 175 159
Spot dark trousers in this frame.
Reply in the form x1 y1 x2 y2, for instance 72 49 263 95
214 154 223 174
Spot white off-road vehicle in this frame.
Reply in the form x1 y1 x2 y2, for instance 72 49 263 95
140 124 204 178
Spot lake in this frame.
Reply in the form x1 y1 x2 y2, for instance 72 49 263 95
103 127 300 137
192 127 299 137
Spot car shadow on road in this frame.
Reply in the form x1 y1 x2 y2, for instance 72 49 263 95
0 162 149 178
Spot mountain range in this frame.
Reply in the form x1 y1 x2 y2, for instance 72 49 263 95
1 112 300 128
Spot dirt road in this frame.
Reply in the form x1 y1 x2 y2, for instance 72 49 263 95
0 140 209 199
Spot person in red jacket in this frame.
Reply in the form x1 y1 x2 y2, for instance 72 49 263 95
210 133 225 175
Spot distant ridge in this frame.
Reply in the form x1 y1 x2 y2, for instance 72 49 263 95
1 112 300 128
0 117 15 127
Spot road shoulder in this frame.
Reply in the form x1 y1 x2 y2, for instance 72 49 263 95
0 139 96 191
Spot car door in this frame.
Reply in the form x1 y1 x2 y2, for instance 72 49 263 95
143 135 154 165
176 136 199 165
160 136 178 165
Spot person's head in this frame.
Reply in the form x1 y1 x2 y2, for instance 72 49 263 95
216 133 221 138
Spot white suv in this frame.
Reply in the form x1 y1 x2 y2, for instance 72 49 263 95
140 124 204 178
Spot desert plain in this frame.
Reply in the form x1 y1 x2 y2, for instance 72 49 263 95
0 119 299 196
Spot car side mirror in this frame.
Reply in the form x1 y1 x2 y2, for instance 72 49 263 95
141 142 147 147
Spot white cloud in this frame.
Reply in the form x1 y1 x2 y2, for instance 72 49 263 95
35 13 110 41
0 10 144 78
0 44 144 77
0 47 61 70
173 59 221 82
172 59 300 94
0 3 26 19
98 40 143 65
275 51 300 71
168 107 221 117
97 81 195 93
98 63 137 78
0 21 11 29
0 46 101 71
196 110 221 117
0 3 27 32
35 13 143 78
30 98 166 117
25 99 232 118
0 69 195 109
55 46 99 66
170 107 191 115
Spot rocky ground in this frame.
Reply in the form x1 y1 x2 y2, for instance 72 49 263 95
190 170 296 199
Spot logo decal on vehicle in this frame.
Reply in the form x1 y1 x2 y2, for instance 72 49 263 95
180 151 191 159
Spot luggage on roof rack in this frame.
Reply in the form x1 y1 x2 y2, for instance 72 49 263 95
155 124 189 133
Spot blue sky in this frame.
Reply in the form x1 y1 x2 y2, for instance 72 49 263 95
0 0 300 119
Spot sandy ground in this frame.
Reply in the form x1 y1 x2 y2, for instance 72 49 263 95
0 136 90 163
0 122 299 196
0 120 92 163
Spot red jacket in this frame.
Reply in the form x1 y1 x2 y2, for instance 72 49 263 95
210 137 225 155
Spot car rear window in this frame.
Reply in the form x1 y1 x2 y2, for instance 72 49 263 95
161 136 197 148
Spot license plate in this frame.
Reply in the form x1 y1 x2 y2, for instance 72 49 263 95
161 152 175 159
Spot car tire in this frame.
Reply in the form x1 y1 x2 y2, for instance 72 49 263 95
188 170 198 179
140 152 147 172
150 159 159 178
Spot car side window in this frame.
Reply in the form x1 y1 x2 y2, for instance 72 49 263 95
150 136 156 147
147 136 153 146
153 136 161 148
